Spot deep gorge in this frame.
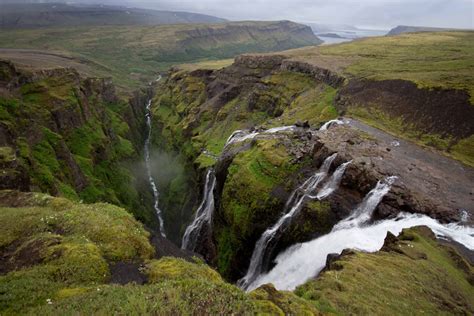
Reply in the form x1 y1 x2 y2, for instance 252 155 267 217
1 30 474 314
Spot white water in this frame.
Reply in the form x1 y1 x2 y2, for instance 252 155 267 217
239 153 350 290
225 125 296 147
312 160 352 200
181 169 216 251
247 177 474 291
144 99 166 237
319 119 345 131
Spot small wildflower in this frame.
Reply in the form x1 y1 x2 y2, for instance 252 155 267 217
46 298 53 305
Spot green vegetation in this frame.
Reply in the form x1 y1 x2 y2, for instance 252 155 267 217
0 190 324 315
0 62 155 226
153 70 332 167
280 31 474 165
295 227 474 315
217 139 303 278
288 31 474 101
0 191 153 313
0 21 319 90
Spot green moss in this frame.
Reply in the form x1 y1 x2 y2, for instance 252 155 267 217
250 284 321 315
2 67 153 224
0 146 15 163
31 279 256 315
0 193 153 260
216 139 304 277
295 227 474 315
146 257 223 284
56 182 79 200
67 119 107 157
451 135 474 167
0 191 154 313
195 153 217 169
277 84 338 126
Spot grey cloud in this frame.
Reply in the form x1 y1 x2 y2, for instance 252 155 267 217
20 0 474 29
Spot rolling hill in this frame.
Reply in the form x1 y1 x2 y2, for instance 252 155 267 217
387 25 459 35
0 3 227 29
0 20 321 90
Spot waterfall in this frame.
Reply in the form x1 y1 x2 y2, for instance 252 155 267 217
225 125 296 147
319 119 345 131
312 160 352 200
247 177 474 291
333 176 397 230
181 169 216 251
238 153 350 290
144 99 166 237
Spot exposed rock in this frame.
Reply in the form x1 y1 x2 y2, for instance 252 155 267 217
295 120 310 128
281 59 345 88
336 79 474 139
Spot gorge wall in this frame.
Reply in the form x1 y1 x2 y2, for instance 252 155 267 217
0 59 157 226
150 53 474 281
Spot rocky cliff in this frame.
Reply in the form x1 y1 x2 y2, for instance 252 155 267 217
150 52 473 282
0 60 156 225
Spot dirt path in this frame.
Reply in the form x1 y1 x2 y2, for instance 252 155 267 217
345 118 474 220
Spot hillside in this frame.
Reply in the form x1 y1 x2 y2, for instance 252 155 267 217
278 31 474 165
147 31 473 277
0 3 226 29
0 23 473 315
0 20 321 90
0 190 471 314
0 59 159 227
387 25 458 36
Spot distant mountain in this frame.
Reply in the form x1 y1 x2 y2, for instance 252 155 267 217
0 3 227 28
387 25 456 36
304 23 359 33
317 33 346 39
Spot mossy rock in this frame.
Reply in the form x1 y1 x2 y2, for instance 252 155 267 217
295 226 474 315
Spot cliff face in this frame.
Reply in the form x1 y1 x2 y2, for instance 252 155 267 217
387 25 456 36
151 52 473 281
158 21 322 62
178 21 319 49
0 60 155 225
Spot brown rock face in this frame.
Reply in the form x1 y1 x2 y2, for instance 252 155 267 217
336 79 474 140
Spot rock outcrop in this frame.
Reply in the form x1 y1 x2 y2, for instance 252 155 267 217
0 60 155 226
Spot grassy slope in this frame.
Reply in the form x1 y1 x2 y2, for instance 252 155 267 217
296 227 474 315
286 31 474 99
2 192 470 315
0 190 318 315
0 21 319 91
281 31 474 166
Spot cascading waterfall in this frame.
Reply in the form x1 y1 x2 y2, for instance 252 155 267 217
246 177 474 291
225 125 296 147
144 99 166 237
311 160 352 200
181 169 216 251
238 154 352 290
183 124 301 253
333 176 398 230
319 119 345 131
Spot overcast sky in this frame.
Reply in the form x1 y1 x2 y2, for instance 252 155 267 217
99 0 473 29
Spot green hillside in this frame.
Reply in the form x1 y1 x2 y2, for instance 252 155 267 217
0 20 320 90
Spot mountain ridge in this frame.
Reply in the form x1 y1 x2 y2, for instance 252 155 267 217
0 3 227 29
